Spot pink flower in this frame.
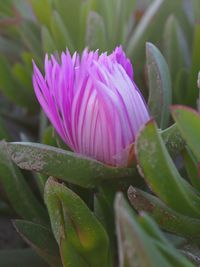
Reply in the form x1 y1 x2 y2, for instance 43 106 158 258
33 46 149 166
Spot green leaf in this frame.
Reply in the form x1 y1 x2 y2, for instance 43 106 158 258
155 241 195 267
174 69 190 104
18 20 42 59
30 0 52 28
0 249 49 267
138 214 195 266
160 123 185 156
52 0 83 48
137 212 171 245
13 0 33 20
126 0 182 60
0 56 34 110
193 0 200 22
85 11 107 51
115 193 171 267
188 23 200 106
94 193 115 261
146 42 172 129
60 238 90 267
80 0 98 46
114 0 136 44
41 125 69 151
135 119 200 218
12 63 33 91
45 178 110 267
163 15 190 87
0 141 48 224
41 25 56 54
13 220 62 267
0 36 22 59
171 105 200 161
128 186 200 243
41 126 56 147
182 147 200 191
22 52 34 74
7 142 134 188
97 0 116 48
94 193 114 237
50 10 74 52
0 0 13 16
39 110 49 142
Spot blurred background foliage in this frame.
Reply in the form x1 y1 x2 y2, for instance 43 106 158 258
1 0 200 266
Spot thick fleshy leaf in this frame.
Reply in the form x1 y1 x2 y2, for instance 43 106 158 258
41 26 56 54
174 68 190 104
155 241 195 267
13 220 62 267
188 23 200 106
193 0 200 22
44 178 110 267
114 0 136 44
182 147 200 191
60 238 90 267
86 11 107 51
80 0 98 47
42 126 57 147
135 119 200 218
163 15 190 86
7 142 134 188
126 0 182 60
146 43 172 129
97 0 116 47
52 0 84 48
128 186 200 243
0 249 49 267
0 56 34 109
0 36 22 59
94 193 114 237
160 123 185 156
12 52 33 92
137 214 195 266
30 0 52 28
115 193 171 267
137 212 171 245
171 105 200 161
0 0 13 16
198 71 200 89
50 10 74 52
0 141 48 224
94 193 115 264
18 20 42 59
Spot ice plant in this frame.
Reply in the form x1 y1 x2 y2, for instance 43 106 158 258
33 47 149 166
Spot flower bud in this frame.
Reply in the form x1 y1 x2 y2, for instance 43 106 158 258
33 47 149 166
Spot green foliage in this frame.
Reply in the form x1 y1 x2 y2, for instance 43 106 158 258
171 106 200 161
0 141 48 224
146 42 172 129
163 15 190 85
13 220 62 266
1 0 200 266
128 186 200 242
6 142 133 188
115 193 194 267
85 11 107 51
135 119 200 218
45 178 110 267
0 249 49 267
